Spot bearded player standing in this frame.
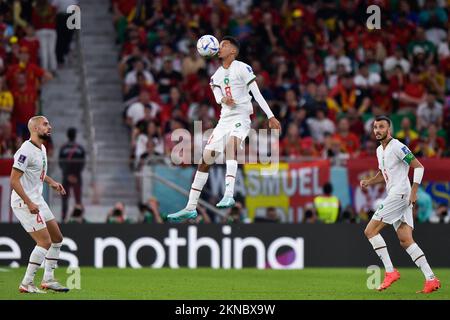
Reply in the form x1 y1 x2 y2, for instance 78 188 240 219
360 115 440 293
10 116 69 293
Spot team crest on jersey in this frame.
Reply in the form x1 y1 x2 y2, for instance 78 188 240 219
224 77 229 85
18 154 26 164
401 146 411 155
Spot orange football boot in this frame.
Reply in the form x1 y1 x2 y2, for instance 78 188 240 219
377 269 401 291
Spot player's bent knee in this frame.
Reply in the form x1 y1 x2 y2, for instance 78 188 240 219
38 239 52 250
364 226 374 239
399 238 413 249
52 234 63 243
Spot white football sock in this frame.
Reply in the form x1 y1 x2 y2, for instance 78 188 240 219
186 171 209 211
22 246 47 285
224 160 237 197
43 242 62 281
406 243 435 280
369 234 394 272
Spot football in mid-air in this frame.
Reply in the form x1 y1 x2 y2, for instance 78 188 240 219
196 35 219 57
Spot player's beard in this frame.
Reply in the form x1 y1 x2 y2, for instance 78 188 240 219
38 133 51 141
375 132 388 141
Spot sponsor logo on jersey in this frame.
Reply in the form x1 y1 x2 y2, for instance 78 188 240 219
18 154 26 164
401 146 411 155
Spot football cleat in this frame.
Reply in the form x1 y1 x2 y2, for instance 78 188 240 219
19 283 47 294
216 197 235 209
417 277 441 294
41 279 70 292
167 209 198 222
377 269 400 291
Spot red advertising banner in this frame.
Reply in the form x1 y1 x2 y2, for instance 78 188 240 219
245 160 330 223
0 159 13 222
288 160 331 210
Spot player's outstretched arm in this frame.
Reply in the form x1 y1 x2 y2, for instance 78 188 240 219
44 175 66 195
409 158 424 205
10 168 39 214
360 170 385 190
248 81 281 130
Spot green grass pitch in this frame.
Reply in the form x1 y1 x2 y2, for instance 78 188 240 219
0 267 449 300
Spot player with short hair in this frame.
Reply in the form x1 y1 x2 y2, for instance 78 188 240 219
168 36 281 221
10 116 69 293
360 115 440 293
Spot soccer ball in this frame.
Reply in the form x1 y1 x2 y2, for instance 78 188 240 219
196 35 219 57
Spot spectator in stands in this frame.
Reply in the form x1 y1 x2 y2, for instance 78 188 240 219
398 68 426 112
67 204 87 224
307 109 335 145
302 204 317 223
0 76 13 126
313 182 340 224
11 72 38 139
419 0 448 29
421 64 446 98
396 117 419 146
411 124 446 158
265 207 281 223
280 122 302 158
417 91 444 131
324 44 352 75
223 202 245 224
430 204 450 223
6 45 52 92
124 58 154 96
329 73 365 113
156 57 182 99
32 0 57 73
53 0 79 66
19 25 40 65
358 139 377 158
384 46 411 75
332 117 360 157
125 91 160 128
138 197 164 224
106 202 131 224
0 121 18 157
59 127 85 222
354 63 381 91
340 205 358 223
191 206 212 224
181 43 206 77
407 27 436 65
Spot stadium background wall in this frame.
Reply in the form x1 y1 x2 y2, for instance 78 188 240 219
1 224 449 268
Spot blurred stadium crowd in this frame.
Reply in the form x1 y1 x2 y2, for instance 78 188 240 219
110 0 449 224
0 0 77 158
116 0 449 167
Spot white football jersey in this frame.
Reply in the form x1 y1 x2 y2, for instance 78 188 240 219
210 60 256 120
11 140 47 205
376 138 414 196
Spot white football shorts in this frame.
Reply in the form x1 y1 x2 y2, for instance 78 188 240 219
372 193 414 231
12 198 55 233
204 117 251 153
